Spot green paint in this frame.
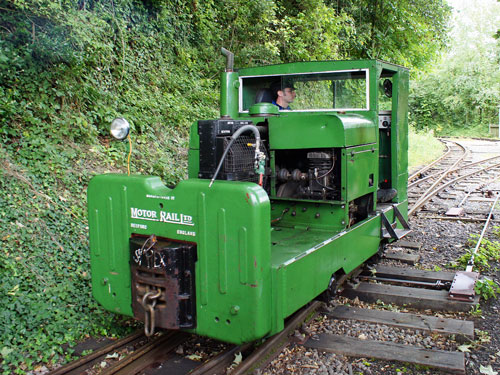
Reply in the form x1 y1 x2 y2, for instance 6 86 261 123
88 59 409 344
220 71 239 118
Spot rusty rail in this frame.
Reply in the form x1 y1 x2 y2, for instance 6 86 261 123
408 140 452 182
466 195 500 272
410 142 468 212
409 161 500 216
230 301 322 375
408 154 500 189
48 331 145 375
100 331 188 375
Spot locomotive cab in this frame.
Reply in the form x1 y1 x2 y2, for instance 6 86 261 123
88 58 409 343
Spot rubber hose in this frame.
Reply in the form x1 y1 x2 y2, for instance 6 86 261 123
209 125 261 187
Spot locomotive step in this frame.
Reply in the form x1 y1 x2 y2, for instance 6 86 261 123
382 228 412 240
379 204 411 240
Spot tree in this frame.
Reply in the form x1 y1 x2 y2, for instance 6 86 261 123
335 0 451 69
410 0 500 132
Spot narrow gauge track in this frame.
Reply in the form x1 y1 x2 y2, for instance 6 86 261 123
52 140 500 375
48 331 146 375
408 139 500 217
48 303 321 375
408 139 466 184
407 139 468 214
48 331 191 375
51 265 476 375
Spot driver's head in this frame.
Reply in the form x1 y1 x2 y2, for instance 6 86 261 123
271 80 296 107
280 86 296 104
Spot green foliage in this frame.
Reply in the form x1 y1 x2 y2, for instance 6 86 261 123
455 234 500 272
475 277 500 301
453 228 500 300
375 299 400 312
335 0 451 69
0 149 135 373
409 0 500 135
0 0 452 372
410 55 500 134
469 304 483 317
275 0 353 62
408 126 444 169
475 329 492 344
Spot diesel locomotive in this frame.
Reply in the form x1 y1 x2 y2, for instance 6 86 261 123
88 51 410 343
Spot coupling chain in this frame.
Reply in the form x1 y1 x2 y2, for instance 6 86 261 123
141 289 162 337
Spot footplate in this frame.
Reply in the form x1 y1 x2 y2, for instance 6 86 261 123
130 236 197 330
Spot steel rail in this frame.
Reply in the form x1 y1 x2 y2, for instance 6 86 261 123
410 142 468 211
409 161 500 216
458 191 472 207
457 169 500 208
100 331 188 375
466 195 500 272
48 331 144 375
408 154 500 189
359 275 450 289
188 344 250 375
408 140 451 182
420 215 500 223
230 301 322 375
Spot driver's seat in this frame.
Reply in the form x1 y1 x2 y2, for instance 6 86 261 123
254 88 274 104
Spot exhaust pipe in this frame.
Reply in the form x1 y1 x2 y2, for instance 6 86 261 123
221 47 234 72
220 48 238 118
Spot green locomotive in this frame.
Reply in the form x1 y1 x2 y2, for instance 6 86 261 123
88 51 409 343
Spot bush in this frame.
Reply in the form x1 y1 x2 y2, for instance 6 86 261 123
0 0 451 371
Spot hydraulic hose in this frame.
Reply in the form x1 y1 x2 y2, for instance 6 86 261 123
209 125 262 188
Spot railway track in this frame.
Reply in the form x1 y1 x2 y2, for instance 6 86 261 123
409 139 468 186
408 139 500 218
51 139 500 375
49 303 320 375
50 265 477 375
48 331 190 375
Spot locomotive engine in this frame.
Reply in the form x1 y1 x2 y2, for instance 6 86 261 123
88 52 409 343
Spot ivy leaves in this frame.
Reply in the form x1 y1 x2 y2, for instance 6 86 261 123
0 153 132 373
0 0 454 372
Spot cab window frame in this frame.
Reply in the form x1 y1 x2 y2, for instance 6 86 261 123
238 69 370 113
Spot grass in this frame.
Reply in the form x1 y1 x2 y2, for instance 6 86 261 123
435 123 494 138
408 126 446 170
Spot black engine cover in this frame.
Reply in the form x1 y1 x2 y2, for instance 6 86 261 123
198 119 257 181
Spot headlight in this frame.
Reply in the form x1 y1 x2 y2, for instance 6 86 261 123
110 118 130 140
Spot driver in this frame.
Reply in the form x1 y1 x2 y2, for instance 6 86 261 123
270 81 296 110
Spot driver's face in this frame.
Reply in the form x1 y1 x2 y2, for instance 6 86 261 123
282 87 296 103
